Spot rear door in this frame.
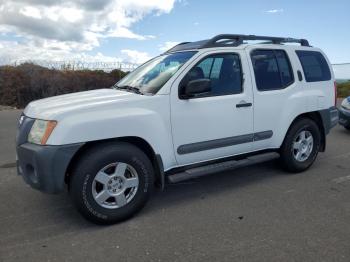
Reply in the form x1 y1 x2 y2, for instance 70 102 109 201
247 47 298 151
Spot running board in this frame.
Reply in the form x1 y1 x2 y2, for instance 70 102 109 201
167 152 279 183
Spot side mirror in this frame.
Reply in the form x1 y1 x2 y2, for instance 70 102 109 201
181 79 211 99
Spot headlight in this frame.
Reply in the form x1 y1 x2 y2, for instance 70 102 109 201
28 119 57 145
341 98 350 110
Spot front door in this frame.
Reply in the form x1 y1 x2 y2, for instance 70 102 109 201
170 50 254 166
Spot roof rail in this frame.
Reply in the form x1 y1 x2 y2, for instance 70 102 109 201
164 34 310 53
202 34 310 48
165 40 207 53
166 42 190 53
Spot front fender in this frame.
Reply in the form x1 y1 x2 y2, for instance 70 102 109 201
46 107 177 170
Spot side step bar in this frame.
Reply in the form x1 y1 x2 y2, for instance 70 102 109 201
167 152 279 183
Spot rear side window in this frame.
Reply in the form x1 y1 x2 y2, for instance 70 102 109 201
251 49 294 91
296 51 331 82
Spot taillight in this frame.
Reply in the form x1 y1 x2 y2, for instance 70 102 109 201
334 81 337 106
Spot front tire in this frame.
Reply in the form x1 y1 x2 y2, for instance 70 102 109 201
280 118 321 173
70 142 154 225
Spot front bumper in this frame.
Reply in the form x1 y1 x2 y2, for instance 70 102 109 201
16 143 83 194
339 107 350 127
16 113 83 194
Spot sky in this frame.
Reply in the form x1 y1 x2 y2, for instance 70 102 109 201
0 0 349 65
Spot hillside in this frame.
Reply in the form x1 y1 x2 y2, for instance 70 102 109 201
337 80 350 98
0 63 127 108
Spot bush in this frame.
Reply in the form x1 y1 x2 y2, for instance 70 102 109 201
0 63 127 108
337 81 350 98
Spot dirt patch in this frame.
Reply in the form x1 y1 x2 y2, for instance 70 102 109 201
0 162 16 168
0 105 17 111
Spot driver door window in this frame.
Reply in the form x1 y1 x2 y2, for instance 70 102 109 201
182 53 243 97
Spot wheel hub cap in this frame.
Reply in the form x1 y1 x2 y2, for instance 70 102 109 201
107 177 125 193
92 162 139 209
292 130 314 162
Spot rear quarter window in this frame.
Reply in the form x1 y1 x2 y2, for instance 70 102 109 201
296 50 331 82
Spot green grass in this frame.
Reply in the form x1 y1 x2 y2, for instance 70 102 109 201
337 80 350 98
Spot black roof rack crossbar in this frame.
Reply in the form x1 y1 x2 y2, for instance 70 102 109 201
164 34 310 53
202 34 310 48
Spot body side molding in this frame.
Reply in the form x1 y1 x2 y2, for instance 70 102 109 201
177 131 273 155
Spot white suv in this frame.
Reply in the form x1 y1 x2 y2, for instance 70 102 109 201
16 34 339 224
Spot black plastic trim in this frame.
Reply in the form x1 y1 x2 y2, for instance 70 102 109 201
154 154 165 191
177 131 273 155
319 106 339 135
236 102 252 108
16 142 84 194
253 130 273 141
167 152 280 183
167 149 277 176
297 70 303 81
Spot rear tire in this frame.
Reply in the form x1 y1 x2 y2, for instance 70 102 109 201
345 125 350 131
280 118 321 173
70 142 154 225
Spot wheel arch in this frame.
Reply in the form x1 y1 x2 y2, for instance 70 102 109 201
284 111 326 152
65 136 165 189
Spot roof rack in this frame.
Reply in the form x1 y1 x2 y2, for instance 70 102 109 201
165 34 310 53
202 34 310 48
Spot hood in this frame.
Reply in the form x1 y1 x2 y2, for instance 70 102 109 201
24 88 143 120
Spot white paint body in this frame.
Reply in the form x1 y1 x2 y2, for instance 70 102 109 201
24 44 335 171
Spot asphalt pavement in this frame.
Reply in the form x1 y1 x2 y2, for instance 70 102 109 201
0 109 350 262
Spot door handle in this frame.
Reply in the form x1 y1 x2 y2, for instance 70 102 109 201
297 70 303 81
236 101 252 108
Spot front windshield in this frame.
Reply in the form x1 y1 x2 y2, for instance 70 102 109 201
115 51 197 94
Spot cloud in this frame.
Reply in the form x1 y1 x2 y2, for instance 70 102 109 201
178 0 189 6
19 6 42 19
0 10 86 42
0 39 156 66
121 49 151 64
0 0 176 60
159 41 180 52
0 40 122 63
264 9 284 14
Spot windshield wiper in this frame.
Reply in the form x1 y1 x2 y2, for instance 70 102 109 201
114 85 144 95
